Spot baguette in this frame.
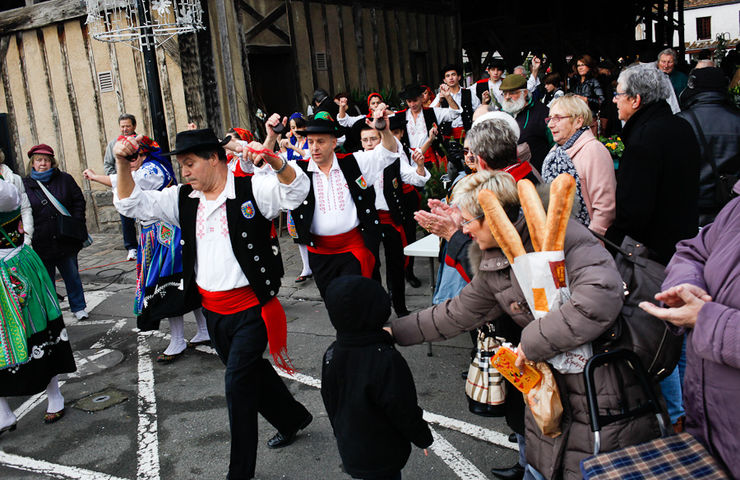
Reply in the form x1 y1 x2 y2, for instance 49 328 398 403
542 173 576 251
478 189 526 263
517 179 547 252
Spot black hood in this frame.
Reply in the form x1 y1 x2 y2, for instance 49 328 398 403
325 276 391 334
679 89 730 110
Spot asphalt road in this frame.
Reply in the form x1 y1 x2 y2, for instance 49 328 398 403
0 236 520 480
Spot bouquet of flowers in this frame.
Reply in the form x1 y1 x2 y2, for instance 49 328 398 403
599 135 624 170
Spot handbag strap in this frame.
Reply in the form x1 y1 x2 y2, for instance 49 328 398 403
35 180 71 217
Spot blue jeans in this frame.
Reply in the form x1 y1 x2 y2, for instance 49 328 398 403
659 337 688 424
44 255 86 313
120 214 137 250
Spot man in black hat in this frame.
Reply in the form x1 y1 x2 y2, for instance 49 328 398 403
112 123 313 480
267 108 399 299
475 58 506 107
499 74 553 172
429 64 480 140
678 67 740 226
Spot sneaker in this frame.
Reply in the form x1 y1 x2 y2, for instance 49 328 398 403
126 249 137 261
74 310 89 320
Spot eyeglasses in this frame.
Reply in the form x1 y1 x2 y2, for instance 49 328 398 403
613 91 629 98
461 214 484 226
361 137 380 143
544 115 573 124
462 147 473 156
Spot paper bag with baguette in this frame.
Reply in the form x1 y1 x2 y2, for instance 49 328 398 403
478 173 592 374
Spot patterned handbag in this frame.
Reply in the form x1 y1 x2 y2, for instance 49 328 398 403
580 349 730 480
465 325 506 416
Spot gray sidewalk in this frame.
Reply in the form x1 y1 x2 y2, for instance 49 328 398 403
77 229 437 306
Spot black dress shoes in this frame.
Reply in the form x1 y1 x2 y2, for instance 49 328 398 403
405 272 421 288
490 464 524 480
266 412 313 449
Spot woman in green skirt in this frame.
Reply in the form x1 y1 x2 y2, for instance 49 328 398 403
0 177 75 434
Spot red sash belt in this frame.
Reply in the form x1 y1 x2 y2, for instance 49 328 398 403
444 127 466 141
401 183 416 194
197 285 295 373
503 161 533 182
307 227 375 278
378 210 409 267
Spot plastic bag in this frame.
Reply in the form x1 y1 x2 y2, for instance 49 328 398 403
526 361 563 438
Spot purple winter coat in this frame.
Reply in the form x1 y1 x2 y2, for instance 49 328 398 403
662 195 740 478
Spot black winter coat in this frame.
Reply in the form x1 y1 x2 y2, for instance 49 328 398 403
605 100 699 265
23 169 87 260
516 97 552 173
321 332 433 478
677 91 740 225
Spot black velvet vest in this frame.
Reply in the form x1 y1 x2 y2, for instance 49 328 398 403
399 108 444 157
290 154 380 254
380 159 406 225
177 176 282 305
440 87 474 131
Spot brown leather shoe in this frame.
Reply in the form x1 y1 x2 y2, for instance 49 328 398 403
673 415 685 433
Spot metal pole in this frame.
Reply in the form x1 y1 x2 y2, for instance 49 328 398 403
136 0 170 152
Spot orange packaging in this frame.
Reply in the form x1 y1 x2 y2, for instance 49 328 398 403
491 346 542 394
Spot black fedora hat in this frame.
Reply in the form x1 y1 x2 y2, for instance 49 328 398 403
295 111 340 137
160 128 230 156
400 84 425 101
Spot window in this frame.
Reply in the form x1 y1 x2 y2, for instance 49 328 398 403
314 52 328 71
97 71 114 93
697 17 711 40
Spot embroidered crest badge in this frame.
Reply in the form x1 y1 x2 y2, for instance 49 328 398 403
241 201 255 219
356 175 368 189
392 178 399 189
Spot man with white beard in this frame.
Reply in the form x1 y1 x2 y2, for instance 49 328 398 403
499 74 553 172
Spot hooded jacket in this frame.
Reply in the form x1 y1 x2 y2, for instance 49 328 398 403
392 218 663 479
321 276 432 478
677 90 740 225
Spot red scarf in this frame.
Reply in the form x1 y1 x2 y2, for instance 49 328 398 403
307 227 375 278
503 161 533 182
197 285 295 374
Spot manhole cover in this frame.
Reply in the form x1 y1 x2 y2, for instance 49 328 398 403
74 388 128 412
61 348 125 380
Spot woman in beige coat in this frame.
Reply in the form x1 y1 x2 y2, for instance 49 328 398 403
391 170 662 479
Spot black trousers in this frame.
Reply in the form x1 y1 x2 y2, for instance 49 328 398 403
401 189 421 275
309 250 380 299
378 223 408 314
204 306 310 480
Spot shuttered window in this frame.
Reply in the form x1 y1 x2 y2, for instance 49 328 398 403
696 17 711 40
97 71 114 93
314 52 328 71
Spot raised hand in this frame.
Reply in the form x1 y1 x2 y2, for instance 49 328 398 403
113 134 140 161
265 113 287 138
639 285 709 329
481 90 491 105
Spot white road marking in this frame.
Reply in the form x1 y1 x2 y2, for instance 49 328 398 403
423 411 518 451
61 290 116 324
429 427 490 480
136 333 160 480
0 451 128 480
91 319 128 349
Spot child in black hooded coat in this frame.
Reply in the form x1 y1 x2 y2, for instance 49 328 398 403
321 276 433 480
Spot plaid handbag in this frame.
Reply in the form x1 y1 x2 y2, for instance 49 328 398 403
465 325 506 416
580 349 730 480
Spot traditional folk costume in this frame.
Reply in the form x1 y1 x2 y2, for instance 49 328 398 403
109 137 208 360
430 85 479 141
289 116 400 299
0 179 75 431
371 138 430 316
114 129 312 480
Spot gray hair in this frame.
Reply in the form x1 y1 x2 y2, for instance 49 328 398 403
466 118 518 170
513 65 526 75
617 63 672 105
658 48 677 62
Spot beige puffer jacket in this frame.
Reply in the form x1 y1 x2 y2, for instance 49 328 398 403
392 217 664 479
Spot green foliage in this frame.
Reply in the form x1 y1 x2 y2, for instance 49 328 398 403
350 87 404 111
422 163 448 205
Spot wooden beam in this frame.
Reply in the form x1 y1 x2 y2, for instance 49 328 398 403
285 0 303 110
0 37 25 176
15 33 39 145
336 4 351 91
131 45 152 135
245 3 289 43
81 21 110 166
156 47 177 148
303 0 318 91
381 9 395 89
370 8 382 90
238 0 290 44
196 0 222 133
35 29 66 171
0 0 85 35
393 10 406 86
352 3 367 92
320 3 335 91
214 1 239 128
